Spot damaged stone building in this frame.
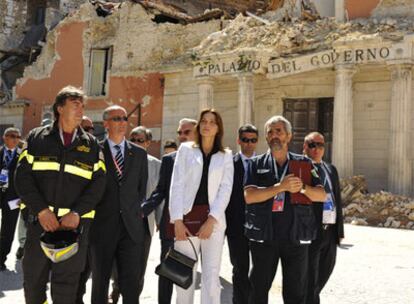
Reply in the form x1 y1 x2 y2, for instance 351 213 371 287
6 0 414 198
0 0 96 140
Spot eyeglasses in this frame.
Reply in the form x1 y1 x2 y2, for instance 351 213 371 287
5 134 21 139
131 138 146 143
308 142 325 149
108 116 128 122
83 126 95 132
177 130 192 136
240 137 258 144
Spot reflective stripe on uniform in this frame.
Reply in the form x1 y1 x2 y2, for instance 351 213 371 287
64 164 92 180
18 150 34 164
49 206 95 219
32 162 60 172
93 160 106 172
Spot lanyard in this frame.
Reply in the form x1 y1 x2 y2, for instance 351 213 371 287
320 162 334 194
273 153 289 181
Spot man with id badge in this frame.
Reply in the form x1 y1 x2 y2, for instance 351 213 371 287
0 127 22 271
303 132 344 304
244 116 326 304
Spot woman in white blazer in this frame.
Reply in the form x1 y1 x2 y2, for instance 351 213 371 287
169 108 234 304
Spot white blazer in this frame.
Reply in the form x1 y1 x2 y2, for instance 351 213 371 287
169 141 234 228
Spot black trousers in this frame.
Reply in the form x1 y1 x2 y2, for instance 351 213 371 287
306 227 337 304
76 247 92 304
158 238 174 304
249 239 308 304
227 235 250 304
90 220 145 304
138 221 152 296
23 221 89 304
111 220 152 297
0 203 19 265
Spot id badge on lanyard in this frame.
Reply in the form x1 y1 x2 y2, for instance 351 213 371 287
321 163 336 224
322 193 336 224
272 192 285 212
0 169 9 189
272 154 289 213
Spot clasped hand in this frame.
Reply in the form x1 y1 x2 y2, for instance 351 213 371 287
38 209 80 232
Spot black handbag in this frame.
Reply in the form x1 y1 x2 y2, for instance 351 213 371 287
155 238 198 289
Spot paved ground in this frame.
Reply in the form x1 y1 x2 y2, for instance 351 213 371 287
0 224 413 303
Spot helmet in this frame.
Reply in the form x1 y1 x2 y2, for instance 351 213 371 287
40 230 80 263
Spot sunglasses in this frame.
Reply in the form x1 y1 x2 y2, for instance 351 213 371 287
83 126 95 132
5 134 21 139
131 138 146 143
108 116 128 122
177 130 192 136
240 137 258 144
308 142 325 149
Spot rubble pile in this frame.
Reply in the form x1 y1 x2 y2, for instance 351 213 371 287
341 176 414 230
194 13 414 57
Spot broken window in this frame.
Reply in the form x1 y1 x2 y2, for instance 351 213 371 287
88 48 112 97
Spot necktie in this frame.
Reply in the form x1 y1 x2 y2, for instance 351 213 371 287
4 150 13 167
114 145 124 180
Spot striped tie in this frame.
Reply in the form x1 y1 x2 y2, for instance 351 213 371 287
4 150 13 167
114 145 124 180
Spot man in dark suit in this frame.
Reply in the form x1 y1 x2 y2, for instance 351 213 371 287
90 105 148 304
0 127 21 271
225 124 258 304
303 132 344 304
142 118 196 304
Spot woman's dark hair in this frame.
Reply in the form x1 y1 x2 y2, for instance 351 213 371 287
194 108 225 153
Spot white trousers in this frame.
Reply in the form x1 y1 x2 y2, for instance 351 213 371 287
174 227 225 304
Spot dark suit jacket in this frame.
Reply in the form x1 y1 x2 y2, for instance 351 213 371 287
91 139 148 243
0 146 19 206
313 162 344 245
142 151 176 240
225 153 246 237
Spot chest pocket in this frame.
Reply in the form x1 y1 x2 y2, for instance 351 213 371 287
256 169 275 187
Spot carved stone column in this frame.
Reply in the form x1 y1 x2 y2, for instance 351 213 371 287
332 64 356 178
387 63 413 196
238 73 254 126
197 78 214 111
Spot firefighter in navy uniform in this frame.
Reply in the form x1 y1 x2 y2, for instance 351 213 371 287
15 86 106 304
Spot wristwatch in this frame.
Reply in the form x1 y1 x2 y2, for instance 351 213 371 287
300 184 306 194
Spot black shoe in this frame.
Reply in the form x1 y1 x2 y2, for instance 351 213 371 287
16 247 24 260
0 264 6 271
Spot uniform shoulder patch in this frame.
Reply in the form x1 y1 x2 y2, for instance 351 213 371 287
77 145 91 153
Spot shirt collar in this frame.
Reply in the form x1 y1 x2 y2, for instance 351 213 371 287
239 151 255 161
108 137 126 151
59 127 78 145
4 146 17 154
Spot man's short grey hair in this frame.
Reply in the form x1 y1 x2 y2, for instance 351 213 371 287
102 105 126 120
3 127 21 136
264 115 292 135
178 118 197 127
130 126 152 141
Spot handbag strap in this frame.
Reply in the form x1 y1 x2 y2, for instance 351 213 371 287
187 238 198 263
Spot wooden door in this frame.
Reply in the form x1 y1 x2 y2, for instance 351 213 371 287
283 98 333 162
